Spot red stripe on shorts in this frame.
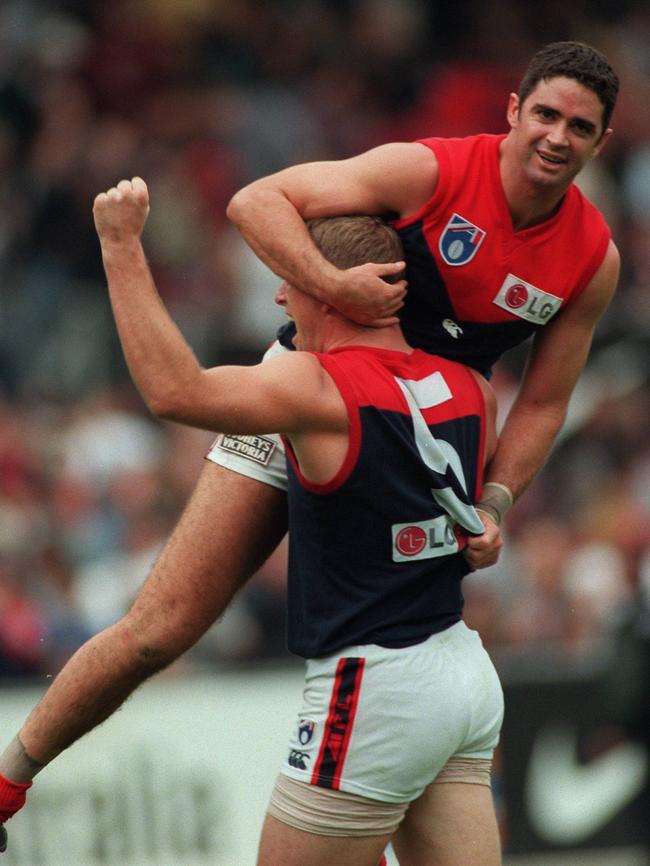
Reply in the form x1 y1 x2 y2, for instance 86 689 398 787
311 656 365 789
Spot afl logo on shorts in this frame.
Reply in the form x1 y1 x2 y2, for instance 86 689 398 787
439 213 486 266
395 526 428 557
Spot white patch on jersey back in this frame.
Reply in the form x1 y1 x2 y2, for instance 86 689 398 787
493 274 562 324
399 371 452 409
437 438 470 497
442 318 463 339
395 377 485 536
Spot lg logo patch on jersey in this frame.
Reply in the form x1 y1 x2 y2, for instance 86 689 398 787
439 213 486 266
392 514 459 562
493 274 562 324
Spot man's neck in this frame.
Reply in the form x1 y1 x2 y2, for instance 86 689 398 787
499 136 569 232
321 322 412 354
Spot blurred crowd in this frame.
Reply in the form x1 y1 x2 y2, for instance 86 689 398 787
0 0 649 679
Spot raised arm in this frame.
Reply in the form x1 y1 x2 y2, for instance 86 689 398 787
486 241 620 498
226 142 439 325
93 178 344 436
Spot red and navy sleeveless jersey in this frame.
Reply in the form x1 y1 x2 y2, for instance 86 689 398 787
391 133 611 374
284 346 487 659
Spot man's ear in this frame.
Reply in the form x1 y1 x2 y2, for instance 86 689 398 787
506 92 520 129
592 127 613 158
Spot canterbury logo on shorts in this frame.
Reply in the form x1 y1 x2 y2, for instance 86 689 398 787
215 433 277 466
312 657 365 789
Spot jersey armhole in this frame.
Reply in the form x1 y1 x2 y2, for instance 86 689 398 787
570 226 611 300
391 138 451 229
463 368 488 502
283 354 362 494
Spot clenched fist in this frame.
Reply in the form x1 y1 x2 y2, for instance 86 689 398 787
93 177 150 246
463 510 503 571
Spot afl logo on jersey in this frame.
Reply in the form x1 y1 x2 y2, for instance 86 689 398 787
439 213 486 266
395 526 428 557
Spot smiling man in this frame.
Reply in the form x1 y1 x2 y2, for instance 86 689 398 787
224 41 620 544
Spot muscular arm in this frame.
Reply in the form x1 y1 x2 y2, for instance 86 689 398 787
486 241 620 497
226 142 439 324
95 179 345 437
464 243 619 571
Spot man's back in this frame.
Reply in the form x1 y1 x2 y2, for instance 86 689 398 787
285 346 488 658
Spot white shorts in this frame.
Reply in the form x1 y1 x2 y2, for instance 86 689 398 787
280 621 504 804
205 341 289 492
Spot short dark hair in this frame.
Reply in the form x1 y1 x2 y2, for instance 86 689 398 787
307 216 403 278
518 41 619 134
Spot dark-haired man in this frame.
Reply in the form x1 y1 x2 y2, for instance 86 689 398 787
224 40 619 530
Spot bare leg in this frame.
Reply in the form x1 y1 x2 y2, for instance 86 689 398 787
392 783 501 866
257 814 391 866
12 463 287 768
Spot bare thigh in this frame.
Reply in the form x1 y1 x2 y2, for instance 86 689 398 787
392 782 501 866
257 814 391 866
128 461 288 656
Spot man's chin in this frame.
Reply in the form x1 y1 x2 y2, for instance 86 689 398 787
528 158 573 188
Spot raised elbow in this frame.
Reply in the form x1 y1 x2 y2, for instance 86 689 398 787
227 178 282 229
143 388 185 423
226 184 255 227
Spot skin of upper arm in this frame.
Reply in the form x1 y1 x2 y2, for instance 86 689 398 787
240 141 440 220
165 352 348 436
471 371 498 464
514 240 620 413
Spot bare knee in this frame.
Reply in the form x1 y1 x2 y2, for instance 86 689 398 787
114 599 189 675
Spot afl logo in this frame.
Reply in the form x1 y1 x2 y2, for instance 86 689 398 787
439 213 486 266
505 283 529 309
395 526 427 557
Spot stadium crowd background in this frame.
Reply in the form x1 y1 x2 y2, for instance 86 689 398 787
0 0 648 681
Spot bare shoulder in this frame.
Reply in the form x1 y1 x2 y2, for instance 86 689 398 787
260 350 326 387
343 141 440 215
469 369 497 415
258 140 439 218
594 239 621 288
258 351 348 430
576 239 620 316
518 241 620 404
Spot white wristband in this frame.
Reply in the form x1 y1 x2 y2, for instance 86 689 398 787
477 482 514 526
0 736 45 783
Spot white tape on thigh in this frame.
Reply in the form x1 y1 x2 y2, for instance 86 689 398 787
268 774 408 837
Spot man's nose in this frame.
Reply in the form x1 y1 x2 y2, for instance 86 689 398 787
275 283 287 306
546 122 569 148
